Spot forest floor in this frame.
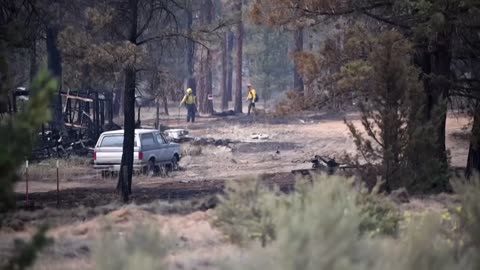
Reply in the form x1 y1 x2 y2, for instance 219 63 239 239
1 108 470 269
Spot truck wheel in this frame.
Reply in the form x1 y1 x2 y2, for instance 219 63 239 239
170 156 179 171
159 165 168 178
146 159 157 177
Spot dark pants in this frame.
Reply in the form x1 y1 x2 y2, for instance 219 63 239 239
248 102 255 115
186 104 196 122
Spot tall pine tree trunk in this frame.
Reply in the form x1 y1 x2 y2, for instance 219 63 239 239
117 0 138 202
227 32 234 102
155 98 160 129
162 95 169 115
466 102 480 178
204 0 214 114
413 35 450 190
293 27 304 93
185 0 196 96
234 0 243 114
465 60 480 178
204 49 214 114
293 0 304 94
221 32 228 111
46 25 64 132
418 46 449 165
113 87 122 116
29 40 37 83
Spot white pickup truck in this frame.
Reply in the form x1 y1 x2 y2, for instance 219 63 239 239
93 129 182 176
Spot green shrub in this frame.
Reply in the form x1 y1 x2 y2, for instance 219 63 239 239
2 225 53 270
94 225 175 270
214 178 279 247
0 69 57 212
357 184 401 236
219 176 475 270
452 178 480 266
214 175 400 250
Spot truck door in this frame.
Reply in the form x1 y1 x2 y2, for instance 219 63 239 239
154 132 170 162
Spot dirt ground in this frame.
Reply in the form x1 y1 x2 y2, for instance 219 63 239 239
1 109 470 269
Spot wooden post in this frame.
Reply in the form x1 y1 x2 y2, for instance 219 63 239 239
56 160 60 207
25 160 29 204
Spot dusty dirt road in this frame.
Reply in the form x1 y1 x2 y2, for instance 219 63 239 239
15 110 469 194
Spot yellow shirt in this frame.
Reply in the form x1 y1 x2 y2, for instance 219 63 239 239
247 89 257 101
181 94 196 105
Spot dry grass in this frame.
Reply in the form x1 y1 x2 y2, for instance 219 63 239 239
21 157 92 182
182 144 203 157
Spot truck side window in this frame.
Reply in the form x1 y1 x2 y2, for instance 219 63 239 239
141 133 155 147
155 133 166 144
101 135 138 147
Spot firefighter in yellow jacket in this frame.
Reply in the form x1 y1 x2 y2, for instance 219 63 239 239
179 88 196 123
245 83 257 115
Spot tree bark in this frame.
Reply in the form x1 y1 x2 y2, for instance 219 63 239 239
234 0 243 114
46 25 64 132
466 102 480 178
221 32 228 111
227 31 234 102
411 36 450 191
162 95 169 115
29 40 37 83
205 49 214 114
117 66 136 201
117 0 138 202
155 98 160 129
185 0 196 96
293 27 304 93
204 0 214 114
418 46 449 165
113 87 122 116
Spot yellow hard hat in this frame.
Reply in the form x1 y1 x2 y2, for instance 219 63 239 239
186 88 192 94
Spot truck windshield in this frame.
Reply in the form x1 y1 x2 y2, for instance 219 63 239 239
100 135 137 147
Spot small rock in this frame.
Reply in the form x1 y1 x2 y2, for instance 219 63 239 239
390 187 410 203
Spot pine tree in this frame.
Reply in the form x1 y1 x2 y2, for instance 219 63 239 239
341 29 447 192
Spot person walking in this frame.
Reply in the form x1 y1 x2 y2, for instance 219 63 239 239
245 83 257 115
179 88 197 123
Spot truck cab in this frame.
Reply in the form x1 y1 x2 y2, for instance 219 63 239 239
93 129 181 176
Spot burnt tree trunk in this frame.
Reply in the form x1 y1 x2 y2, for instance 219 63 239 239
221 31 228 111
205 50 214 114
155 98 160 129
234 0 243 114
46 25 64 132
197 50 206 112
412 34 450 191
466 102 480 178
29 40 37 83
113 88 122 116
117 0 138 202
417 44 450 165
162 95 169 115
293 27 304 93
185 0 196 96
227 31 234 102
197 0 214 114
204 0 214 114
